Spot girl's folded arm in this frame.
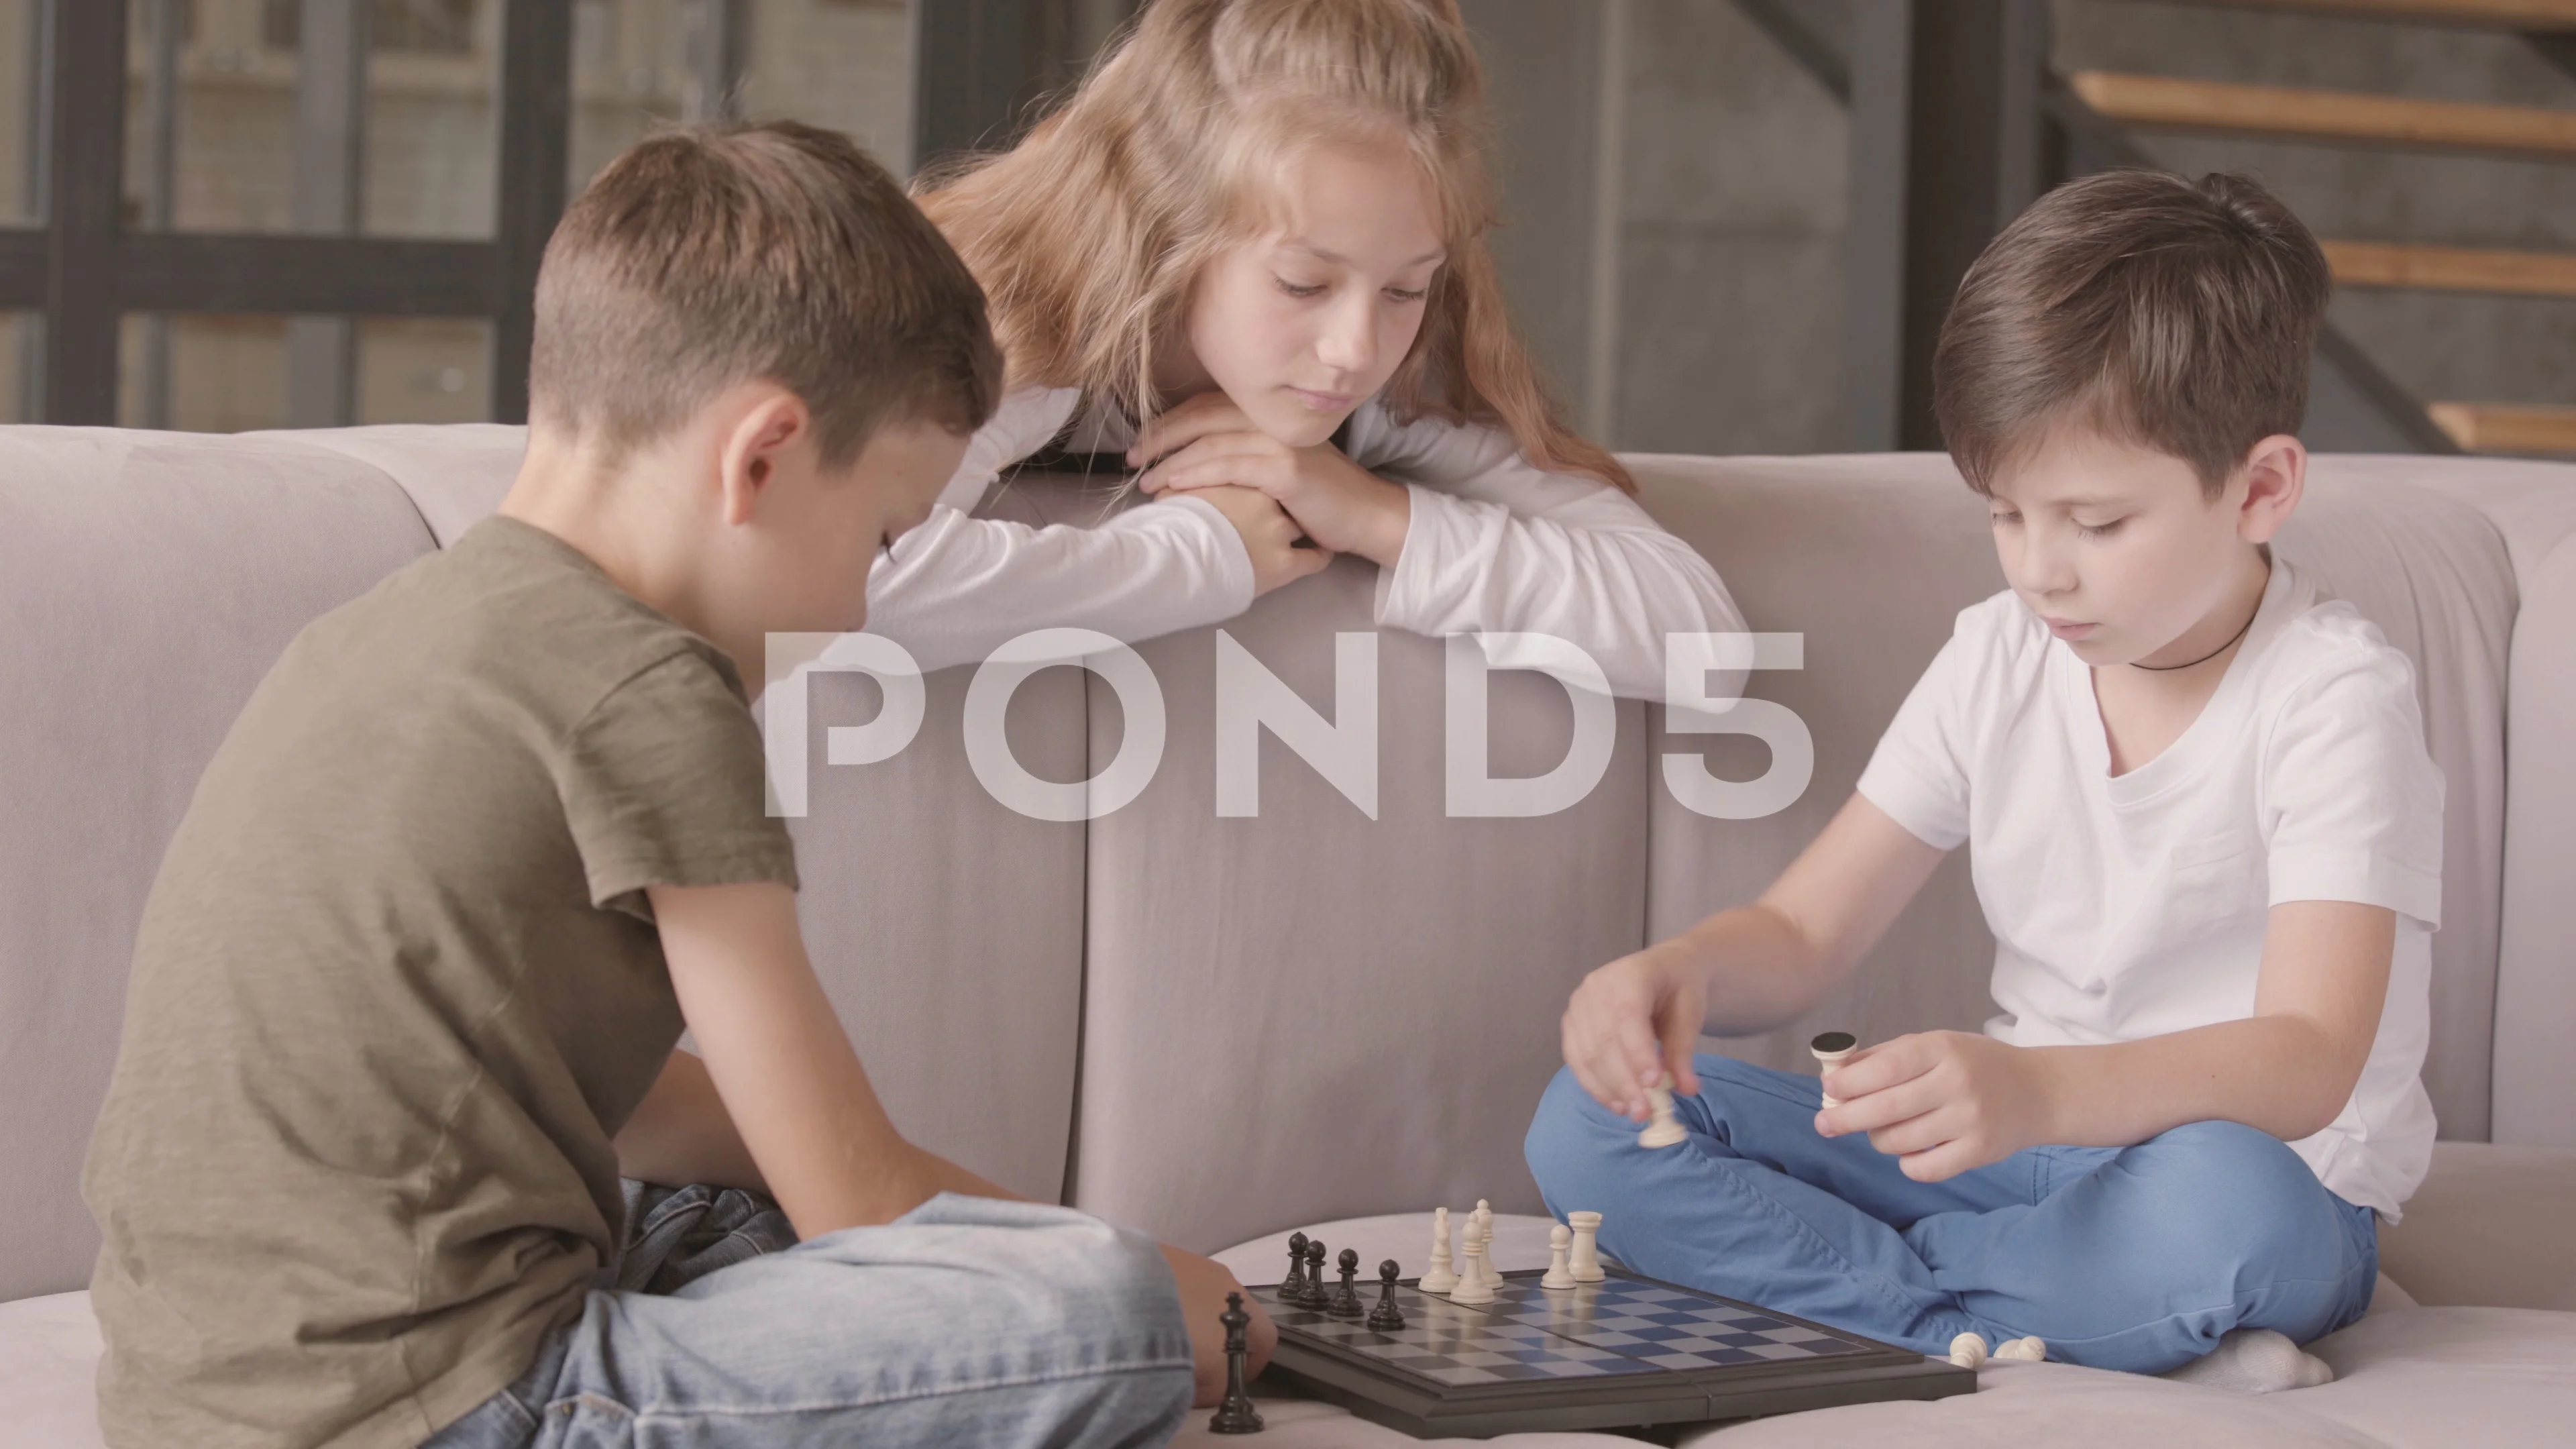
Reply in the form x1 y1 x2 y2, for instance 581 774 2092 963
859 494 1256 673
1359 415 1747 700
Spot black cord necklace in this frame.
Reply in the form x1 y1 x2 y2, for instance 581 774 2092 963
2132 604 2258 672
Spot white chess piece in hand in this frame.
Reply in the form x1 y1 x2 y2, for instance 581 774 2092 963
1638 1073 1688 1148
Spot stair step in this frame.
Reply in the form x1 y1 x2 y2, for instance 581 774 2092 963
2427 402 2576 453
2178 0 2576 30
2069 71 2576 160
2324 238 2576 297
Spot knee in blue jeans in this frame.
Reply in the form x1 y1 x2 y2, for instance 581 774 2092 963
1525 1066 1621 1200
2133 1122 2345 1272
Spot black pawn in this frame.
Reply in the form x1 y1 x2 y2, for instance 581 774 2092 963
1367 1258 1407 1332
1208 1291 1265 1435
1280 1232 1309 1304
1328 1248 1366 1318
1302 1240 1330 1309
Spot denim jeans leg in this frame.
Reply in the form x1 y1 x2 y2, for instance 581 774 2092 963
424 1193 1192 1449
1901 1120 2380 1373
1523 1058 2030 1355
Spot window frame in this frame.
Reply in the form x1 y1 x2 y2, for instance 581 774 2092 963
0 0 572 426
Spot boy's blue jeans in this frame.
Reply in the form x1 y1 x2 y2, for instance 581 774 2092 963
1524 1055 2379 1373
423 1185 1193 1449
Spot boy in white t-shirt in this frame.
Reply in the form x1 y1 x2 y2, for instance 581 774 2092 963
1524 170 2443 1379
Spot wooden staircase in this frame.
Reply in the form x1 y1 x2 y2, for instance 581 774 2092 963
2068 0 2576 457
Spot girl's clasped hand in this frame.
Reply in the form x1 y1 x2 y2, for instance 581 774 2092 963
1132 394 1411 568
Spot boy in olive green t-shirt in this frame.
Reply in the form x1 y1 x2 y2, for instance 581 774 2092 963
82 122 1265 1449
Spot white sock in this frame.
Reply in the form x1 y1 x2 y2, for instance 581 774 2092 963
2161 1328 2334 1394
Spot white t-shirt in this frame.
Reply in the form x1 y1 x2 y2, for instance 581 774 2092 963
1856 559 2445 1219
853 387 1746 698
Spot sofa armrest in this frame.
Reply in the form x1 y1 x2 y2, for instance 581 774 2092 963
2378 1142 2576 1310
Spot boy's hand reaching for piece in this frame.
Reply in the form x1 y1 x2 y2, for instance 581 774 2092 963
1179 482 1333 596
1562 941 1707 1122
1817 1030 2055 1181
1132 393 1412 568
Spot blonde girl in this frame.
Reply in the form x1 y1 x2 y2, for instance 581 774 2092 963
864 0 1742 697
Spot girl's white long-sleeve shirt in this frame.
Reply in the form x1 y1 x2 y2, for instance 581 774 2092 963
858 386 1745 700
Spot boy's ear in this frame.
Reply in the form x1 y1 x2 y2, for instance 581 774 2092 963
715 386 812 527
2235 433 2306 546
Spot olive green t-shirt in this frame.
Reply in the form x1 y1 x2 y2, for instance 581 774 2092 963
81 517 800 1449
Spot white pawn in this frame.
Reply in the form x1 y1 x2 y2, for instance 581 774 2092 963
1566 1210 1605 1283
1994 1336 2047 1362
1419 1207 1459 1294
1811 1032 1858 1110
1473 1200 1501 1288
1542 1223 1577 1289
1450 1220 1498 1304
1638 1073 1688 1148
1949 1332 1988 1369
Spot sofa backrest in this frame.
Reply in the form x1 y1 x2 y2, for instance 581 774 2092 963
0 429 439 1301
2 425 2567 1301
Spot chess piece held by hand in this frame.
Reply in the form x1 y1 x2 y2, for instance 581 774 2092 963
1208 1292 1265 1434
1419 1207 1459 1293
1638 1073 1688 1148
1541 1222 1577 1289
1811 1031 1858 1110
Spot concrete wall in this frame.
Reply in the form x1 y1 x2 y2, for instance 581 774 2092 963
1612 0 1847 455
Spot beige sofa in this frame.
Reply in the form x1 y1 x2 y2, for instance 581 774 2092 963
1 425 2570 1446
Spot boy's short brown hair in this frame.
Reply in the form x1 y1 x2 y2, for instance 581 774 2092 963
531 120 1002 467
1933 169 2331 496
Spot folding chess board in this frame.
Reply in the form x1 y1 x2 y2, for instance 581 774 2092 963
1252 1269 1972 1438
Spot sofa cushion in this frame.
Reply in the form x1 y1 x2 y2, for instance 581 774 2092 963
2378 1142 2576 1311
1069 550 1652 1252
246 423 524 547
0 1293 108 1448
0 428 437 1303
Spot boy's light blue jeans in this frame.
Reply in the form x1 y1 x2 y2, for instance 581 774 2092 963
1524 1055 2379 1373
423 1185 1194 1449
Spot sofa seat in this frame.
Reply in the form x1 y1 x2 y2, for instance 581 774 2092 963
13 1286 2567 1449
1197 1210 2576 1448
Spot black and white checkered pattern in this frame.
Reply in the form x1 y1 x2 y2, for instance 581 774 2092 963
1253 1275 1870 1389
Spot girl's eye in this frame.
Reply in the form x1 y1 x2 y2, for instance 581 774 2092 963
2076 518 2127 539
1385 286 1429 303
1990 511 2021 527
1275 278 1327 299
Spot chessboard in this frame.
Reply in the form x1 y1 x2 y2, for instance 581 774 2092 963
1252 1269 1972 1438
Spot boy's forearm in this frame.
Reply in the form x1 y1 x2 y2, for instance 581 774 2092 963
2033 1015 2361 1148
1675 905 1836 1037
2036 900 2391 1148
614 1048 767 1192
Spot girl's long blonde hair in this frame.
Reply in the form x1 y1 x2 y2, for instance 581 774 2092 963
916 0 1632 491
